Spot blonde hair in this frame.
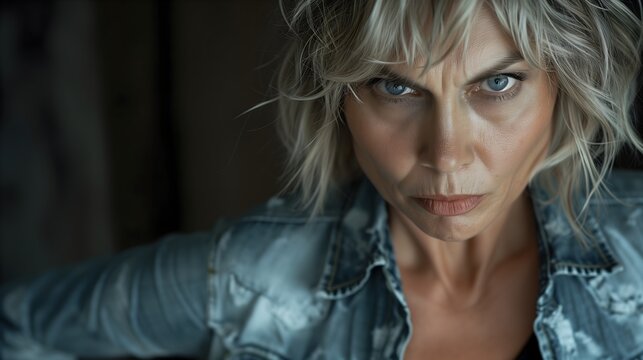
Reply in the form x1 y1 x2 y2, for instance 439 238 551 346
275 0 643 236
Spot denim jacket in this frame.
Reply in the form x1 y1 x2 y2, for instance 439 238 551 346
2 170 643 359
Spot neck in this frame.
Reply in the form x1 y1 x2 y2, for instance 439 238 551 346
389 190 538 307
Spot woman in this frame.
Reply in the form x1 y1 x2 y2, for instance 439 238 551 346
2 0 642 359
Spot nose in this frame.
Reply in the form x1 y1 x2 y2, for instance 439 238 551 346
418 99 474 173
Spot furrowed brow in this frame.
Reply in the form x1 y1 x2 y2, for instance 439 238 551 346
464 52 525 84
376 68 429 92
378 52 526 91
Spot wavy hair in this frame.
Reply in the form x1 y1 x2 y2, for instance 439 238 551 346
275 0 642 237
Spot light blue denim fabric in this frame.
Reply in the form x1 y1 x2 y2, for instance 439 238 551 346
2 170 643 359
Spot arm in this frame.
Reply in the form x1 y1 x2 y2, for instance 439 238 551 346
1 231 216 359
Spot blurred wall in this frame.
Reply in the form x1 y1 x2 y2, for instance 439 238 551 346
171 0 283 232
0 0 113 281
1 0 283 283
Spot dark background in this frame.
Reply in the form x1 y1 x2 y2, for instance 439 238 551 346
1 0 284 284
0 1 640 359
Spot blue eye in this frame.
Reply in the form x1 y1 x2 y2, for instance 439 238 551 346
482 75 514 92
384 81 409 95
377 79 416 96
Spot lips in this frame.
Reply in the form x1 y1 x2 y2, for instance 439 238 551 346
413 195 484 216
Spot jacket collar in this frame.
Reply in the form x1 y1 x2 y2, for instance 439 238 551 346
316 179 391 299
529 183 621 277
316 177 623 298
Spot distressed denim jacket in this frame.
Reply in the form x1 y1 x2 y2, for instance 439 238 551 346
2 170 643 359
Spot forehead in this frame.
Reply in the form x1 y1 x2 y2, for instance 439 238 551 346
463 6 517 65
391 6 520 80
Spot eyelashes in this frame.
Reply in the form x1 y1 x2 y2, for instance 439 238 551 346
367 78 421 98
474 73 526 102
365 77 419 104
365 72 528 104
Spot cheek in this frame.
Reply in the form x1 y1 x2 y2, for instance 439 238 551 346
344 96 417 181
475 83 555 180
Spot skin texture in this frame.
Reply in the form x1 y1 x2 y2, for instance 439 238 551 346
343 6 556 359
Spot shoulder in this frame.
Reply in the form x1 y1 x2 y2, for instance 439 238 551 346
582 169 643 288
583 170 643 349
586 169 643 269
202 189 363 355
211 192 345 288
595 169 643 201
206 187 356 315
532 170 643 357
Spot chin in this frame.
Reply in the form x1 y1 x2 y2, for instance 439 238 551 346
423 225 478 243
410 208 484 243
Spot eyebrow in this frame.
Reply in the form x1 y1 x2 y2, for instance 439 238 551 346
379 52 526 91
466 52 526 84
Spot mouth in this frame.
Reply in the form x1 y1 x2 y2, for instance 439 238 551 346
412 195 484 216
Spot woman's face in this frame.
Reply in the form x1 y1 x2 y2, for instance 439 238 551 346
344 8 557 242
